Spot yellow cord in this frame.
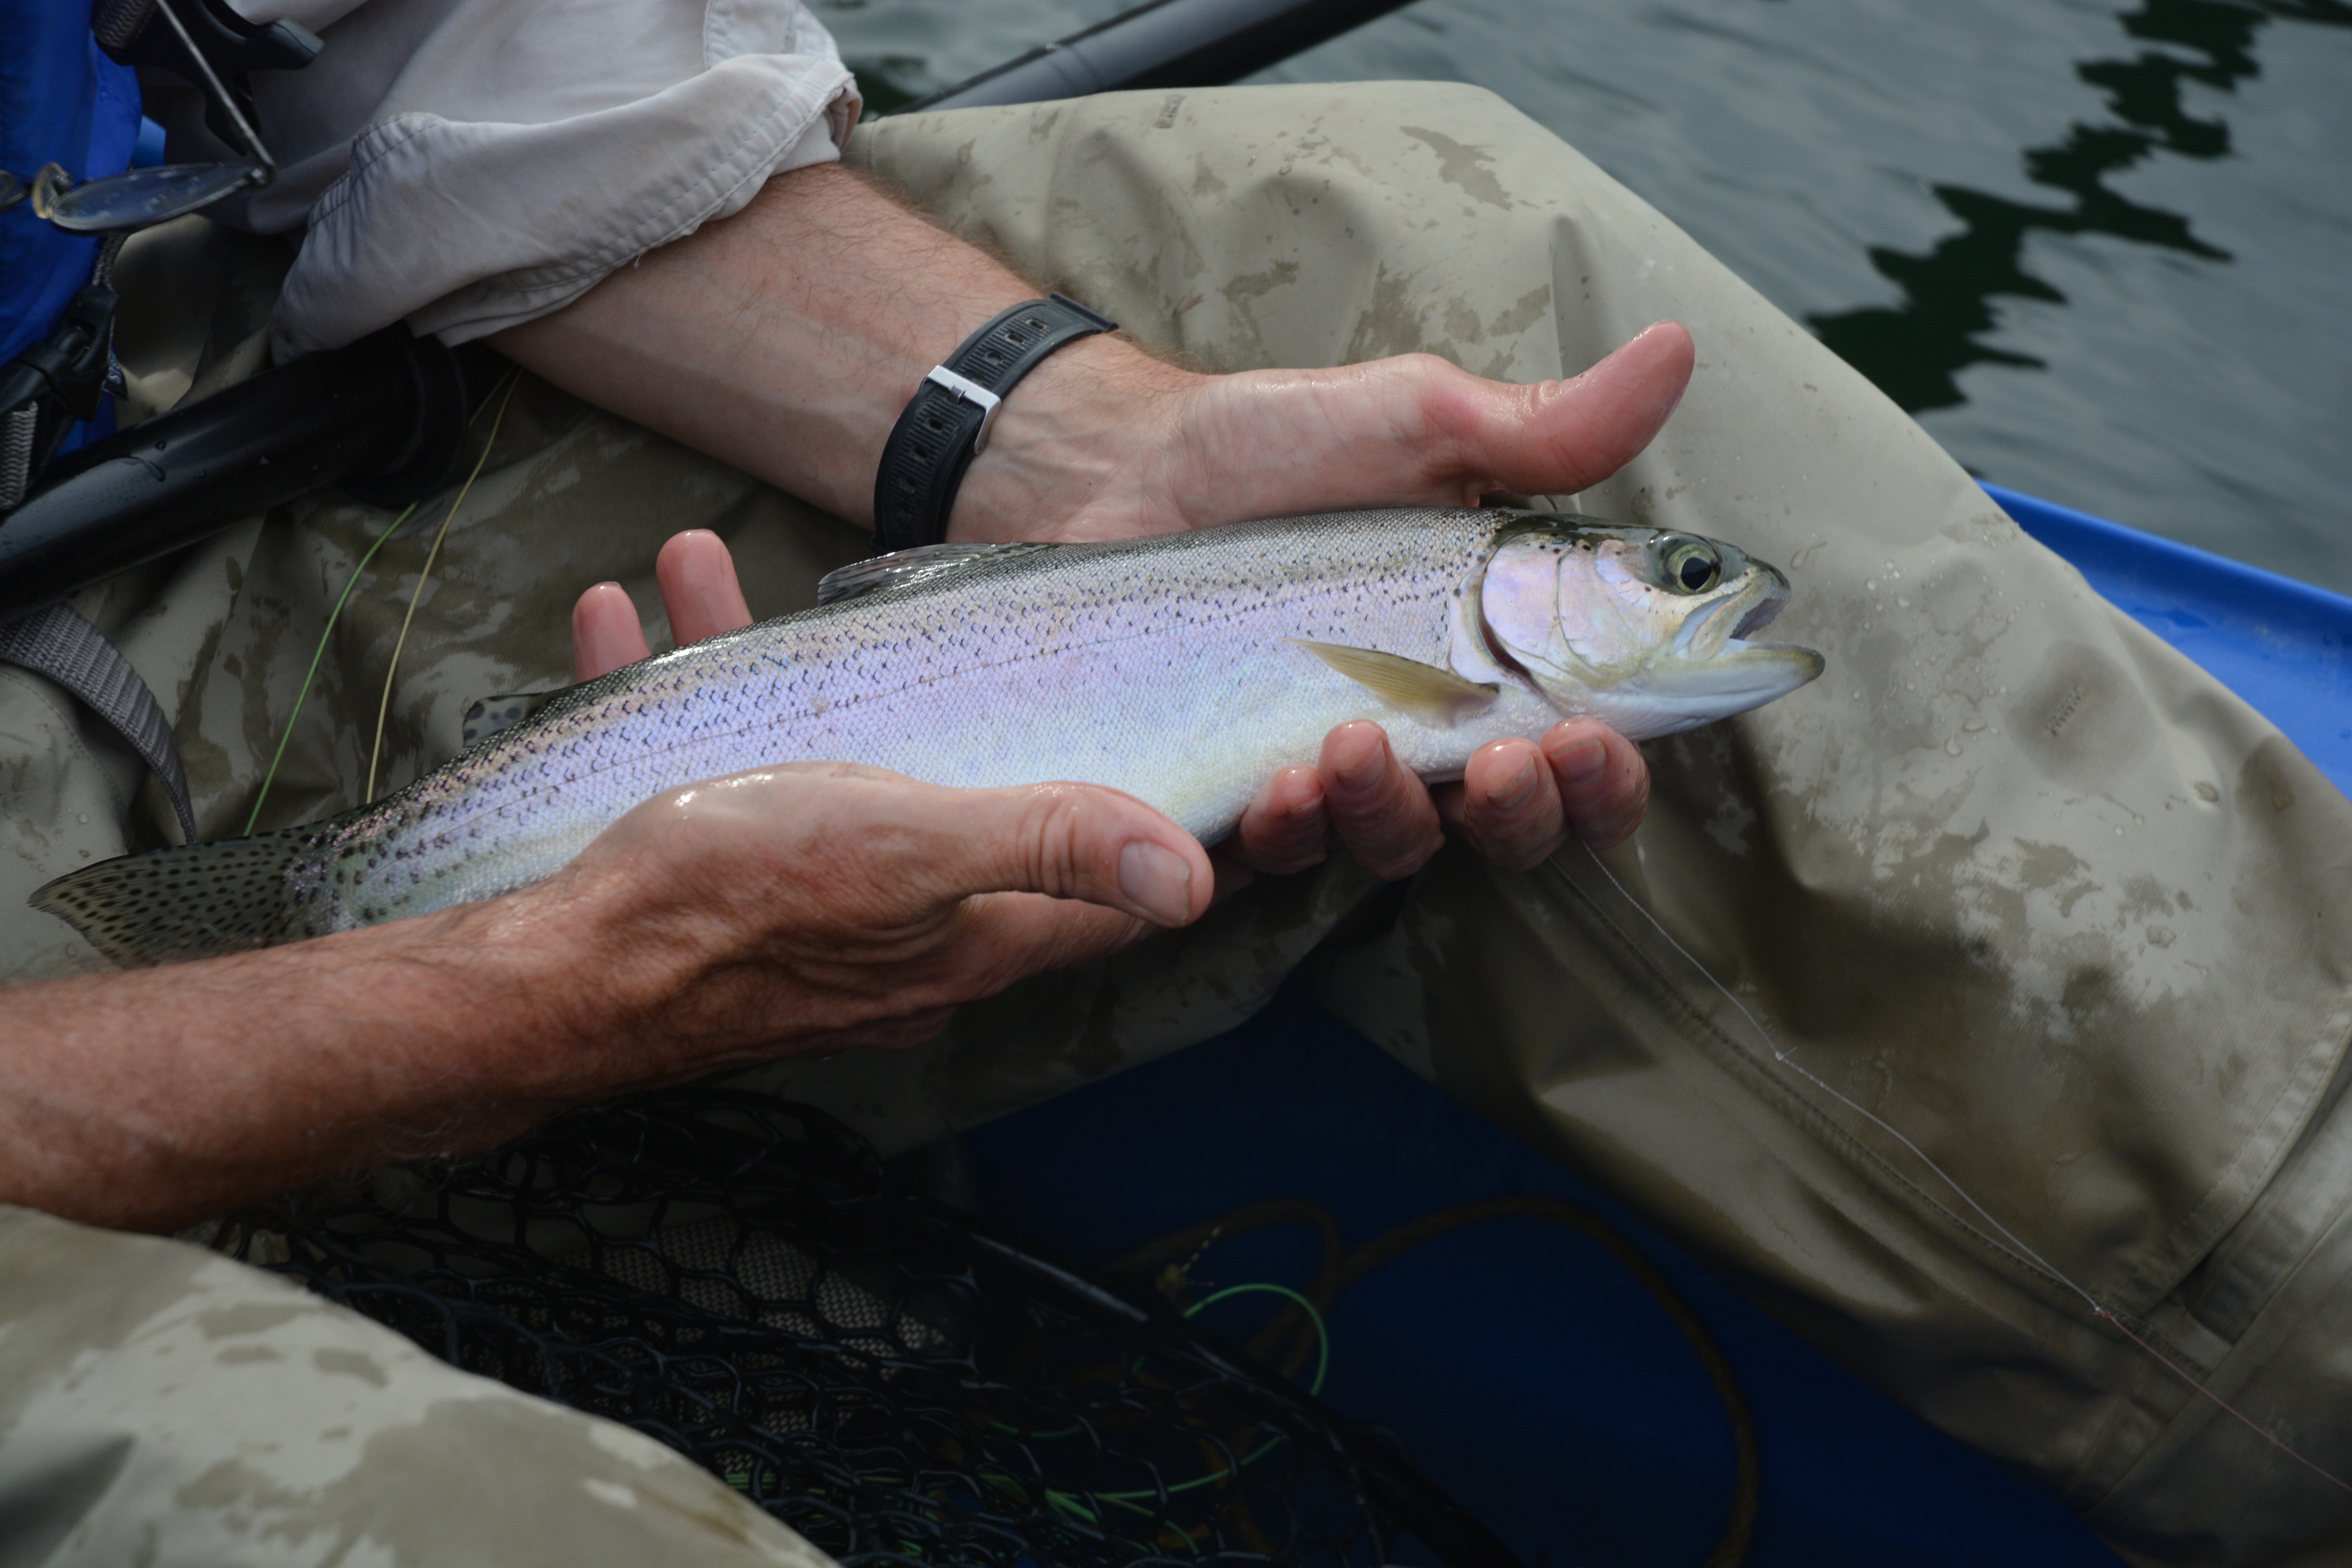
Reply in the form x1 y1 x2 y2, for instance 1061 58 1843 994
363 374 520 802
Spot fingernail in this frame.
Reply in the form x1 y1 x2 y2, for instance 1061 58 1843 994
1334 740 1385 794
1486 754 1540 812
1556 738 1607 786
1119 840 1194 924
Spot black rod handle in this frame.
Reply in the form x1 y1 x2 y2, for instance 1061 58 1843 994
0 330 468 620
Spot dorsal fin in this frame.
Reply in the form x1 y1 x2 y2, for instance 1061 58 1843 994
817 543 1058 606
1288 640 1499 725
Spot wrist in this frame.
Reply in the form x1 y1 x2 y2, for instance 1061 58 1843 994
320 897 594 1143
944 333 1203 543
456 864 693 1096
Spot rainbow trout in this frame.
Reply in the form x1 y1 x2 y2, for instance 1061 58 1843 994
35 509 1823 965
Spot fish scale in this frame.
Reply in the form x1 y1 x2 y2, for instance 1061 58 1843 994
33 508 1822 966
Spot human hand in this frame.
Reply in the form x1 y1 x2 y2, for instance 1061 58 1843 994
494 167 1690 562
1227 719 1648 885
572 534 1648 899
946 314 1671 877
951 320 1695 547
555 530 1211 1066
525 760 1210 1078
0 739 1210 1233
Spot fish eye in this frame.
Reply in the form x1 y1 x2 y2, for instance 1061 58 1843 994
1657 536 1722 595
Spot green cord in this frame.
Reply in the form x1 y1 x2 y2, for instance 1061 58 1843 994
729 1278 1332 1544
1038 1282 1334 1522
241 500 416 835
1184 1281 1330 1396
985 1281 1330 1448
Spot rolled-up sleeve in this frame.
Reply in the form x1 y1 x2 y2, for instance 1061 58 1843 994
203 0 859 355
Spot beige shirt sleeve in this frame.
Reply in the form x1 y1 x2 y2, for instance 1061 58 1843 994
183 0 860 355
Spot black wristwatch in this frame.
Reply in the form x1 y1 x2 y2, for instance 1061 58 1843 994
871 293 1118 553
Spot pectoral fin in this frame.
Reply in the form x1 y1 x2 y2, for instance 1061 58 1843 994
1289 640 1499 724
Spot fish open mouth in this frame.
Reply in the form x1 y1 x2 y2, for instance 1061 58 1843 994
1729 596 1782 642
1651 566 1823 710
1673 572 1791 660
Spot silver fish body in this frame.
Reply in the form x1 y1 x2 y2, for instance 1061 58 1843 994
34 509 1824 964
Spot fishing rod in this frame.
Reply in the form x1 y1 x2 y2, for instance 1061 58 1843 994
0 0 1409 619
0 332 479 620
909 0 1414 111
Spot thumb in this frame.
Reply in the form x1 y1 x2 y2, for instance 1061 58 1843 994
916 779 1214 928
1460 320 1695 497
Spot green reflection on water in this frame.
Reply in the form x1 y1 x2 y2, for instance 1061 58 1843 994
1813 0 2348 413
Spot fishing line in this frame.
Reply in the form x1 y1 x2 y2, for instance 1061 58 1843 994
1579 846 2096 1313
364 371 520 802
1577 842 2352 1495
243 366 522 835
241 500 417 835
2092 1306 2352 1496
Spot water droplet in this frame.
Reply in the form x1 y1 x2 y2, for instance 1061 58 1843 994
76 812 87 824
1865 579 1878 591
1963 718 1986 732
1945 738 1963 756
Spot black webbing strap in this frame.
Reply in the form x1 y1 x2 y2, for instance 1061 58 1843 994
0 603 197 844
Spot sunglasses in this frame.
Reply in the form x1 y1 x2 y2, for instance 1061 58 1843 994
0 0 277 235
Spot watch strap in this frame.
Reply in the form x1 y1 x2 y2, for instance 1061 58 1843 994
872 293 1117 552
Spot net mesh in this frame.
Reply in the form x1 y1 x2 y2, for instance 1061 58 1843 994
220 1089 1511 1568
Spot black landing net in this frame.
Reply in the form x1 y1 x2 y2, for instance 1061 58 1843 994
217 1089 1533 1568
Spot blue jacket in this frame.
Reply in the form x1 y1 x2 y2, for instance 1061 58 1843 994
2 0 142 434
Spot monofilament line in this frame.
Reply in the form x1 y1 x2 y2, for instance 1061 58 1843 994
241 499 415 835
1579 842 2352 1496
244 367 522 835
1579 845 2097 1312
365 372 520 802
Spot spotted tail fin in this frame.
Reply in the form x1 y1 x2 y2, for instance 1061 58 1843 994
31 829 337 968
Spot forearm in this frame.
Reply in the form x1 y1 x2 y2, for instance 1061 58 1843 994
0 896 585 1232
493 159 1692 546
0 765 1210 1233
490 162 1178 533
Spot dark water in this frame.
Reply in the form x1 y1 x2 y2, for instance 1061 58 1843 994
822 0 2352 591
